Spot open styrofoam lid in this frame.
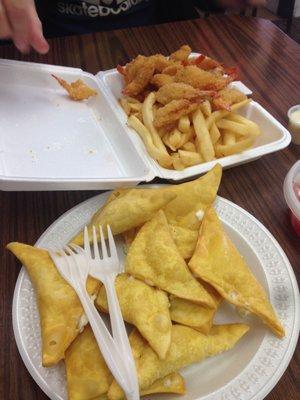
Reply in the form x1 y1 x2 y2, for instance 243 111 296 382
0 59 152 190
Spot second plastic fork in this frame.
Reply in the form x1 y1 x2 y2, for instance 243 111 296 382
83 225 139 400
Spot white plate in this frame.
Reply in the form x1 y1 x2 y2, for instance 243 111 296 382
12 189 299 400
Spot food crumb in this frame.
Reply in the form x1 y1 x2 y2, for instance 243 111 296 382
229 291 239 301
195 209 204 221
164 379 172 387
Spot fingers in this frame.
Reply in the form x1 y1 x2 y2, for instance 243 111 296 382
27 7 49 54
2 0 49 54
0 0 12 39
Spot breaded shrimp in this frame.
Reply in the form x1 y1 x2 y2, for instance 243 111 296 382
174 66 232 91
170 45 192 61
156 82 215 105
212 88 247 111
153 99 199 128
52 75 97 101
151 73 175 88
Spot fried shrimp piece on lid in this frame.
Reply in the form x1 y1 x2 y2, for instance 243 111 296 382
52 75 97 101
153 99 199 128
156 82 215 105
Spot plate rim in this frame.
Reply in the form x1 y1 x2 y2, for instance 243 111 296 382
12 189 300 400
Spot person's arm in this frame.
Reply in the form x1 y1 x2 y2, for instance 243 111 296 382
0 0 49 54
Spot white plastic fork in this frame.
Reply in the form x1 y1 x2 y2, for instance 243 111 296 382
83 225 140 400
48 245 129 393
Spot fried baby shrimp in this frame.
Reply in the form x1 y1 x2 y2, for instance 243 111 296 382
162 62 184 76
151 73 175 88
212 88 247 111
123 58 155 97
148 54 171 72
174 66 232 91
156 82 215 105
52 75 97 101
170 45 192 61
153 99 199 128
184 54 221 71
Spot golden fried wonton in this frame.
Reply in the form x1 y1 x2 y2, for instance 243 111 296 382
188 207 285 337
108 324 249 400
169 284 222 334
66 326 184 400
125 210 215 308
141 372 185 396
162 163 222 258
96 273 171 359
65 326 112 400
71 189 176 245
7 242 100 367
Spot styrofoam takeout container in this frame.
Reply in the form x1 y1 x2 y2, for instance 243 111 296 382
0 58 291 191
283 160 300 236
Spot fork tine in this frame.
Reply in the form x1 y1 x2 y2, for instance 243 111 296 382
84 226 92 258
69 243 84 254
99 226 108 259
64 245 75 256
107 225 118 259
93 226 100 259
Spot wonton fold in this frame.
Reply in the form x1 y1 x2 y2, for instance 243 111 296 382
125 210 215 308
72 188 176 245
72 164 222 258
96 273 172 359
108 323 249 400
188 207 285 337
66 326 185 400
169 283 222 334
7 242 100 366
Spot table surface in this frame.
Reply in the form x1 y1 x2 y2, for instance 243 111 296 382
0 14 299 400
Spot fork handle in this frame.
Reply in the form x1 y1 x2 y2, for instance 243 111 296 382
102 276 140 400
75 285 128 390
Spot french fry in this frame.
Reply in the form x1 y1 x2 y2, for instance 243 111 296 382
171 153 185 170
215 136 255 157
142 92 170 154
119 98 131 115
226 113 260 137
128 115 172 168
178 125 194 148
206 99 250 130
210 123 221 145
129 102 142 112
163 129 182 151
132 110 143 122
181 141 197 152
200 100 212 118
193 108 215 162
178 115 190 134
125 96 141 104
222 130 236 145
216 119 250 137
178 150 203 167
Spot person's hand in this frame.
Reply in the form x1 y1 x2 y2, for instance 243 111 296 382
218 0 267 8
0 0 49 54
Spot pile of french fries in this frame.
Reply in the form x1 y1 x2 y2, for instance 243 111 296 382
120 94 260 170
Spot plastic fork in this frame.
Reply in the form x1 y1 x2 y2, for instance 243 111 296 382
48 245 128 393
83 225 139 400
